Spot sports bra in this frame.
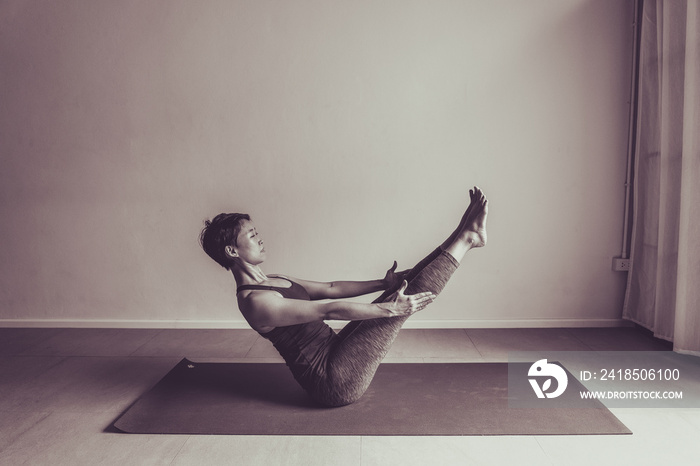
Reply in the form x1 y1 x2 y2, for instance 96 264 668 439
236 277 311 301
236 276 334 392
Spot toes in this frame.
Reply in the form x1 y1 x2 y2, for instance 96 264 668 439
480 200 489 221
468 186 488 211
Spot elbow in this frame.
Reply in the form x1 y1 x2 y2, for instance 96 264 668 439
325 281 340 299
252 312 275 329
323 302 342 321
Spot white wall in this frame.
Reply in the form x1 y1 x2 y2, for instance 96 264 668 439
0 0 634 328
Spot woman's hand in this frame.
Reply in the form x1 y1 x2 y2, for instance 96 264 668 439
382 261 409 291
384 280 435 317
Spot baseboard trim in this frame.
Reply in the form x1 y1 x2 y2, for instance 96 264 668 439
0 318 631 329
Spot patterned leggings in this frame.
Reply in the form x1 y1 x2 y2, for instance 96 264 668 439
310 247 460 406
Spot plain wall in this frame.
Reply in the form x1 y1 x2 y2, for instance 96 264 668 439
0 0 633 327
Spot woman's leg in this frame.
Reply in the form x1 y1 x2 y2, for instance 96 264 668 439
333 186 488 341
313 188 488 406
333 246 444 341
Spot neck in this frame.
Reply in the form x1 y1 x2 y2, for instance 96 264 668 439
231 261 268 286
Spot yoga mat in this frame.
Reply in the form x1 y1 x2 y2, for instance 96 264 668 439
113 359 631 436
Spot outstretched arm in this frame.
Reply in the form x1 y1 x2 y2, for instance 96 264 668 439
290 262 409 300
240 281 433 332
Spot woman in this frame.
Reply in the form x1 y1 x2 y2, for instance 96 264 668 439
200 187 488 406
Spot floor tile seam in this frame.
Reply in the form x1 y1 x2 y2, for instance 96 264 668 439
0 410 54 457
8 354 181 360
0 406 126 416
462 328 486 359
562 328 596 351
127 328 167 356
666 409 700 430
123 355 193 360
0 353 68 359
421 357 487 363
10 328 67 357
12 328 147 357
242 336 261 358
532 436 556 466
167 434 192 466
357 436 362 466
5 355 70 385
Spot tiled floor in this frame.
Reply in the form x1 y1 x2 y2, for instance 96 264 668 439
0 326 697 465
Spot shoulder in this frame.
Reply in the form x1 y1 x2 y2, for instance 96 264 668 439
281 276 332 300
263 274 330 300
236 285 326 331
238 288 279 311
236 290 282 333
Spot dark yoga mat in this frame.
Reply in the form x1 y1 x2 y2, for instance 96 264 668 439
113 359 631 436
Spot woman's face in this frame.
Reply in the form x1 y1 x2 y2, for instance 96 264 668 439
232 220 266 265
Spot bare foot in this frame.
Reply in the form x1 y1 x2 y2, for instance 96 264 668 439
459 187 488 249
456 187 478 231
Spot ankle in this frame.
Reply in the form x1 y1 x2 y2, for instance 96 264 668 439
459 230 486 249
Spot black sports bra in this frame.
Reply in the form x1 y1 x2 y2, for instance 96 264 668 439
236 277 311 301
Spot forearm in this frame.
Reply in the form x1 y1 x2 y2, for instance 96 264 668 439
246 282 430 328
324 279 386 299
324 301 395 321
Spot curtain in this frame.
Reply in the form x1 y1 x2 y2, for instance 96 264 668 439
623 0 700 355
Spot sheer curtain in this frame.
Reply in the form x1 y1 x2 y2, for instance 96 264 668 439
623 0 700 355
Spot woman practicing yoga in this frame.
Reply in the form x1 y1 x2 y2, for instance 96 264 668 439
200 187 488 407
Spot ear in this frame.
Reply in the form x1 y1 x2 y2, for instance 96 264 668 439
224 245 238 258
